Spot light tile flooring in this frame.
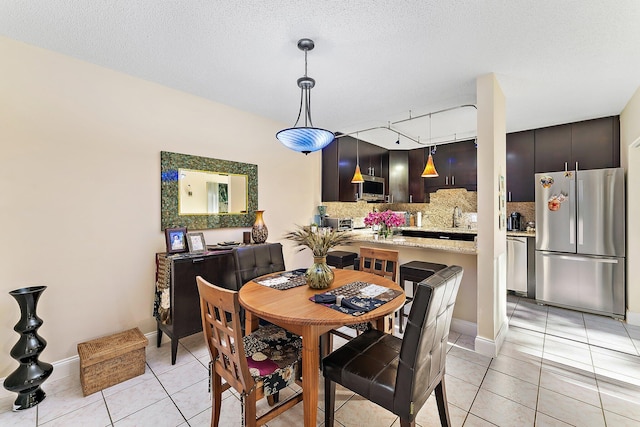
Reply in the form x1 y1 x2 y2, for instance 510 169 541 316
2 295 640 426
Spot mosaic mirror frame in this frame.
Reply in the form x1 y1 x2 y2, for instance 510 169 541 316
161 151 258 230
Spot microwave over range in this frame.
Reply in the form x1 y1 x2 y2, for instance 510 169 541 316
359 175 385 202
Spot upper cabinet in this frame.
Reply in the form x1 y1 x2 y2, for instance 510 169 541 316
506 130 535 202
424 140 477 196
408 148 428 203
322 136 389 202
534 116 620 173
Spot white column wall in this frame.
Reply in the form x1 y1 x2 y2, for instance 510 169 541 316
475 74 508 356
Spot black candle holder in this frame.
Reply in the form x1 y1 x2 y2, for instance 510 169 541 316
3 286 53 410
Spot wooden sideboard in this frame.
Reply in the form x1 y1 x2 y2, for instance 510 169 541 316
155 250 237 364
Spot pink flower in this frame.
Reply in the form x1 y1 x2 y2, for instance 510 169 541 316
364 210 405 228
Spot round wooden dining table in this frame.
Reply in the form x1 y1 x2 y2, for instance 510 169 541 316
238 268 405 427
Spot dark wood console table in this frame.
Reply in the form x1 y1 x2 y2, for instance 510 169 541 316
154 250 236 364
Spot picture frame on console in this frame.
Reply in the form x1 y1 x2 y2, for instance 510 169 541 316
165 227 188 254
186 232 206 254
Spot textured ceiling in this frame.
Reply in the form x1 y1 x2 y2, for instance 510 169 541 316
2 1 640 149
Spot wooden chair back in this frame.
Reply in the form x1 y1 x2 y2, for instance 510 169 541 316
196 276 255 396
359 247 399 282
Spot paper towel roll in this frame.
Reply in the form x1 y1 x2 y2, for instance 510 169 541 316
416 211 422 227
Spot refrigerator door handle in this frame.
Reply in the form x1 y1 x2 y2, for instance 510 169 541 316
577 179 584 245
540 253 618 264
569 179 575 245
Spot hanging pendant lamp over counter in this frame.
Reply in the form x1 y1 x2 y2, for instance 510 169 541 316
351 134 364 183
276 38 335 155
421 113 439 177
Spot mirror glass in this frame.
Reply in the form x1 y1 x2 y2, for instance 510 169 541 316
161 151 258 230
178 169 247 214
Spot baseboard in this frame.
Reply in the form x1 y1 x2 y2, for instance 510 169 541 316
0 331 159 401
627 310 640 326
474 316 509 358
450 317 477 337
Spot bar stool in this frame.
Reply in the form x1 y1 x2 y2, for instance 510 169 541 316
326 251 358 269
398 261 447 333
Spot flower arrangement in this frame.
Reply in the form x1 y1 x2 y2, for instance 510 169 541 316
284 225 353 257
364 210 406 238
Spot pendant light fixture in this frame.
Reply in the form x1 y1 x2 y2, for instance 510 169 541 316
276 38 335 154
351 133 364 183
422 113 439 177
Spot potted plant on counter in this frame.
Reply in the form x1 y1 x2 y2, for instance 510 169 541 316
364 210 406 239
284 225 353 289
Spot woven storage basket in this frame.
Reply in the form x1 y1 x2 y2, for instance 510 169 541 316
77 327 148 396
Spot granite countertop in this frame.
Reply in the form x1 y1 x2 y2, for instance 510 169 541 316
400 226 478 234
402 226 535 238
348 229 477 254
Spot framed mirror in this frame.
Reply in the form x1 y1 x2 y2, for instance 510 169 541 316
161 151 258 230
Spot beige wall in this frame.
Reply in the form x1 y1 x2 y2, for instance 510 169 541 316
621 85 640 324
0 37 321 376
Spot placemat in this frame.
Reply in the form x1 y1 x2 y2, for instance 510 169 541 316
311 281 403 316
254 269 307 290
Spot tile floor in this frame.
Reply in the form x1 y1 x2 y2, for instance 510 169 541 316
2 295 640 426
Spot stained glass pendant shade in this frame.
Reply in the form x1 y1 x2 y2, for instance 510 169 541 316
276 39 335 154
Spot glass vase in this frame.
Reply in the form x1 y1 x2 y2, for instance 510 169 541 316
378 224 393 239
3 286 53 410
251 210 268 243
306 256 334 289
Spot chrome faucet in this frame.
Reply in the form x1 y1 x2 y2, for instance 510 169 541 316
452 206 461 228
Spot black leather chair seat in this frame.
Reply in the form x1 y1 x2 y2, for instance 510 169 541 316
323 329 400 411
326 251 358 269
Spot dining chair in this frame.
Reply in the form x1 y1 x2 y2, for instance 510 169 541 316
328 247 399 343
231 243 286 331
196 276 303 427
322 265 463 427
232 243 286 290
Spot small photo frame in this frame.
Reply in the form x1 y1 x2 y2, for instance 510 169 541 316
165 227 188 254
186 232 206 254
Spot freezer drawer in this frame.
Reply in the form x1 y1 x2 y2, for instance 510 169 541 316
536 251 625 318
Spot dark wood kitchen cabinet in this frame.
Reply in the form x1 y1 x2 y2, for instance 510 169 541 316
534 116 619 173
506 130 535 202
571 116 620 170
424 140 477 196
322 136 388 202
408 147 428 203
155 251 237 364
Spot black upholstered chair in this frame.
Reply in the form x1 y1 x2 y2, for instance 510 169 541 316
322 265 463 427
231 243 286 332
232 243 286 290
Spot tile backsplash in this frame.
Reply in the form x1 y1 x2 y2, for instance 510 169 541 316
322 188 478 229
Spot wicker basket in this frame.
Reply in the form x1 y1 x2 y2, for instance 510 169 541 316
77 327 148 396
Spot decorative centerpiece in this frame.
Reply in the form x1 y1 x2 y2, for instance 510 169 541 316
284 225 353 289
364 210 406 239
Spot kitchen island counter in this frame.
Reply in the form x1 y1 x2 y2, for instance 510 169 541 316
348 229 477 254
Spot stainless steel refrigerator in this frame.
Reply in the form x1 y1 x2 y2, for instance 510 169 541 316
535 167 625 318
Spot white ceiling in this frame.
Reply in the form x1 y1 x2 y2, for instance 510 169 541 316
2 1 640 150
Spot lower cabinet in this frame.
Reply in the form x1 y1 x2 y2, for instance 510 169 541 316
506 236 536 298
155 251 237 364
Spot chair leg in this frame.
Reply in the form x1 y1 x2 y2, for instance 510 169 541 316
267 392 279 405
399 418 416 427
211 373 222 427
435 377 451 427
242 392 258 427
324 376 336 427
